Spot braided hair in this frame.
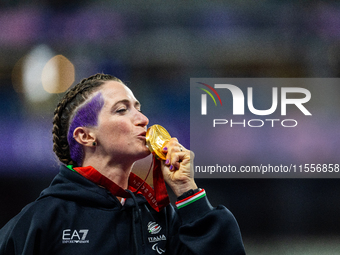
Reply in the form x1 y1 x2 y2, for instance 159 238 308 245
52 73 122 166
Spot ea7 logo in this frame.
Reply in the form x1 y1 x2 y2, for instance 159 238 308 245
62 229 89 244
198 83 312 116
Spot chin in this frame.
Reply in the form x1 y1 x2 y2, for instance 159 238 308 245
134 148 151 161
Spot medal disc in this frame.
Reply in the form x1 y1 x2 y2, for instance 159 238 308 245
146 125 171 160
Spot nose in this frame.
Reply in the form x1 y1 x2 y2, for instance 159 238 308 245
135 110 149 127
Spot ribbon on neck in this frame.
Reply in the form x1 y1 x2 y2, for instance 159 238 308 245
71 157 170 212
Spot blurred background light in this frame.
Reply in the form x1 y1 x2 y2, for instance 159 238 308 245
16 44 54 103
42 54 75 94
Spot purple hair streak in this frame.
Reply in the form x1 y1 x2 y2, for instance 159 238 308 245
67 92 104 166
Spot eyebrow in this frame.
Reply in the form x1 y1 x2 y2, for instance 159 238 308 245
111 99 141 109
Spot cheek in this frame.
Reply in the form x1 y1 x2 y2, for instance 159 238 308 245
100 120 132 141
115 122 131 136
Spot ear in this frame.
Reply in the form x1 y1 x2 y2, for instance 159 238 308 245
73 127 96 147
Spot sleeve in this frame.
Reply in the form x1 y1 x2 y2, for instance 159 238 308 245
0 216 28 255
0 204 50 255
166 189 246 255
0 223 15 255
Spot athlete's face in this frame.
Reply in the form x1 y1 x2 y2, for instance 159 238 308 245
93 81 150 162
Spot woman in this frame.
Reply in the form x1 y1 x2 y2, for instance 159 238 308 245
0 74 245 254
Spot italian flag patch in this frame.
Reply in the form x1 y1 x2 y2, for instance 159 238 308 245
176 189 206 209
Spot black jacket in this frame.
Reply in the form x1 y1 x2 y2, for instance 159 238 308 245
0 165 245 254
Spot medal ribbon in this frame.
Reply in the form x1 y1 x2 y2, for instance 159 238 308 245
72 157 169 212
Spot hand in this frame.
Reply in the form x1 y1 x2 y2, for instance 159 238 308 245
161 138 198 197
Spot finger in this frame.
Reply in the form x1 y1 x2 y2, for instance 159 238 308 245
162 138 179 152
163 138 186 157
169 150 191 171
162 138 179 165
162 138 190 172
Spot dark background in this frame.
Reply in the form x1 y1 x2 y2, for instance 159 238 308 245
1 1 340 254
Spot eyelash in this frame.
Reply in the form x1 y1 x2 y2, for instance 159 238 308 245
116 108 127 113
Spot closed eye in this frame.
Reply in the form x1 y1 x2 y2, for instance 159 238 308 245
112 99 142 114
116 108 127 113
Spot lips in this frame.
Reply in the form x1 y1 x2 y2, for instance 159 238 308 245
138 131 147 139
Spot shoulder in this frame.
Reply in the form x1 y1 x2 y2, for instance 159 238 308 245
0 197 64 254
1 196 68 237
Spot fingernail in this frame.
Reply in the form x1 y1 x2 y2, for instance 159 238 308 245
169 165 173 170
163 147 168 151
165 159 170 164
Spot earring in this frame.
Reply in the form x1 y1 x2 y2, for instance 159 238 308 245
92 141 97 146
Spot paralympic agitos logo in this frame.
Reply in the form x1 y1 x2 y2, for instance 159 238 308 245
196 82 312 128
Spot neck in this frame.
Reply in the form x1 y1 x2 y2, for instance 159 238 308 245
82 156 134 189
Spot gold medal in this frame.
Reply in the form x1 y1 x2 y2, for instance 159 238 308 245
146 124 171 160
